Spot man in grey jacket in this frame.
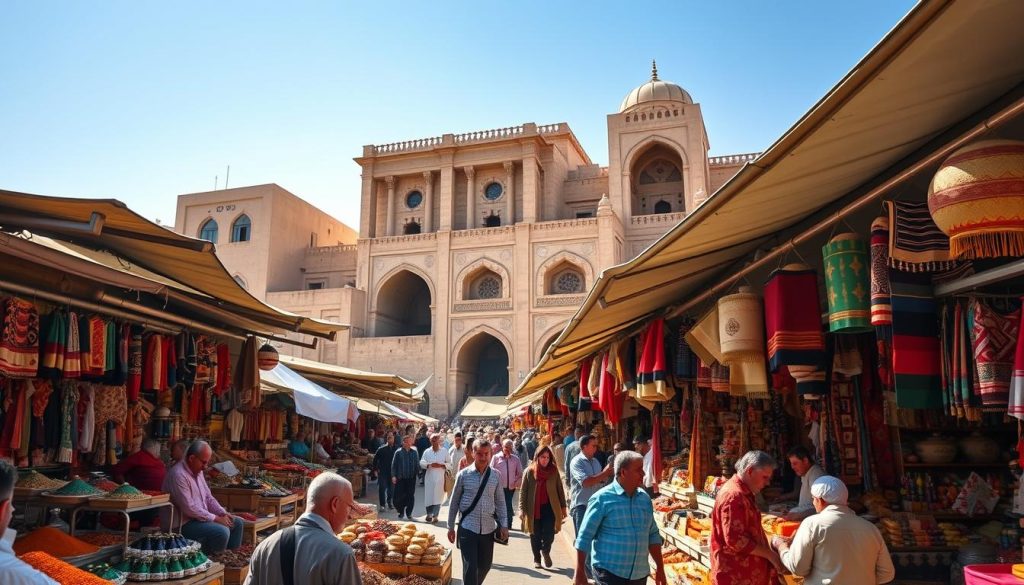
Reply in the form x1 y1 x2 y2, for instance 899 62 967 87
245 472 364 585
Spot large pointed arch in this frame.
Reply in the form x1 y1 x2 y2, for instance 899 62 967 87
451 325 513 408
622 135 689 218
372 266 433 336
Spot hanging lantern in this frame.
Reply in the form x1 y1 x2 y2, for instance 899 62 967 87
928 139 1024 259
257 343 279 371
717 287 763 363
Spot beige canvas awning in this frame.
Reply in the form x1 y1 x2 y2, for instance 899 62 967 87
457 396 509 419
513 0 1024 400
279 354 420 404
0 190 346 339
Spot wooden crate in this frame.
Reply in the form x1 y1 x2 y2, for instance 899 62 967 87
242 516 280 544
222 565 248 585
211 488 261 512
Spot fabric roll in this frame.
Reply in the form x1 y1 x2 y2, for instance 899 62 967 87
1010 298 1024 420
870 216 893 326
889 270 943 408
822 234 872 333
0 297 39 379
764 265 825 373
718 289 764 363
970 298 1020 410
685 308 723 366
885 200 956 272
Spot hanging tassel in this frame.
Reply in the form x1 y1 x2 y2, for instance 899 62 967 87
952 231 1024 260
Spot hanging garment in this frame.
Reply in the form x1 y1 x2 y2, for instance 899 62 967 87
763 265 825 376
685 308 723 365
951 301 981 421
673 320 698 379
0 297 39 378
234 337 261 407
636 318 673 404
587 353 601 400
578 357 593 401
63 311 81 379
79 384 95 452
829 380 864 485
127 326 143 400
86 316 106 376
970 298 1020 410
195 336 214 384
104 320 116 373
57 382 79 463
110 322 129 386
215 343 231 396
94 385 128 427
885 200 957 272
889 270 943 409
597 351 624 426
142 334 164 392
226 408 245 442
164 334 177 390
822 234 872 333
1011 298 1024 420
39 310 67 377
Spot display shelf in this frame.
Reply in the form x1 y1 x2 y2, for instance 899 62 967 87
69 500 176 553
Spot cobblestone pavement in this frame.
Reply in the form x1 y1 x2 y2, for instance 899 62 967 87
358 477 578 585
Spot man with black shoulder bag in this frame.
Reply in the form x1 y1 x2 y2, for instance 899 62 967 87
447 440 508 585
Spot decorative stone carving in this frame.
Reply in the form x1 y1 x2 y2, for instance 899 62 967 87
500 249 511 261
424 254 435 268
500 318 512 330
582 243 595 257
453 299 513 313
456 253 467 266
537 246 548 258
536 294 587 307
535 316 547 329
453 321 465 333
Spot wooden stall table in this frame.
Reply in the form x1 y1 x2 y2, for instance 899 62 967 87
242 515 279 544
146 562 225 585
210 487 262 513
258 493 300 527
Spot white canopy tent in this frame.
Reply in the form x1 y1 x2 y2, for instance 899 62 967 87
262 363 357 425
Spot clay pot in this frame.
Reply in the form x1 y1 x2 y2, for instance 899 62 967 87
914 434 957 464
959 432 1000 463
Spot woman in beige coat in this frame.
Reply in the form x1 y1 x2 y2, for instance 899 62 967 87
518 446 567 569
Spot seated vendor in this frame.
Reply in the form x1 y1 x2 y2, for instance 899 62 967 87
288 431 311 459
772 445 825 521
113 437 166 491
162 440 243 555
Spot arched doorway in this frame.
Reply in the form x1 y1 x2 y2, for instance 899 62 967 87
631 143 685 216
455 332 510 407
374 270 432 336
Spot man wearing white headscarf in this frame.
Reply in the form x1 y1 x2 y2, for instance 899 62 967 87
771 476 895 584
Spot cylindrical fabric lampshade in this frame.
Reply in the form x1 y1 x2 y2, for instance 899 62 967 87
928 139 1024 260
763 263 825 373
822 233 872 333
257 343 279 371
718 288 764 363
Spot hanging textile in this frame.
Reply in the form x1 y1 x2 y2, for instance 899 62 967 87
829 380 864 485
86 316 106 376
673 320 699 379
822 234 872 333
587 353 601 400
889 270 943 409
696 361 712 390
0 297 39 378
1011 297 1024 420
636 318 673 405
94 385 128 427
763 265 825 377
234 336 261 407
214 343 231 396
795 368 828 397
57 382 79 462
951 301 981 421
164 335 177 390
970 298 1020 410
885 200 956 272
126 327 143 401
598 351 624 426
63 311 81 379
870 216 894 326
142 335 164 392
728 361 768 399
39 310 66 377
684 308 723 366
710 362 730 394
104 320 116 373
578 357 593 401
718 289 769 398
79 384 95 453
832 336 863 377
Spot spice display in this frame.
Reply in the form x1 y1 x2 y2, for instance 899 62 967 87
20 551 113 585
103 483 148 500
346 520 446 567
52 477 104 496
91 478 121 492
15 470 67 491
13 526 99 557
209 544 255 569
78 532 140 547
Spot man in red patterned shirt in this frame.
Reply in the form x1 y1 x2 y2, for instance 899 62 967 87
710 451 785 585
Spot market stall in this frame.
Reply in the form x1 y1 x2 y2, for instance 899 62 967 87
511 2 1024 584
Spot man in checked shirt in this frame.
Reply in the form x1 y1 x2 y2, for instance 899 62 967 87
447 441 508 585
574 451 667 585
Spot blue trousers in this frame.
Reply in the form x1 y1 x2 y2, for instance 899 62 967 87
180 516 243 555
378 475 394 507
572 505 593 578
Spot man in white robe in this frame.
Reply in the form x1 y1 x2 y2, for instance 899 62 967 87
420 433 450 523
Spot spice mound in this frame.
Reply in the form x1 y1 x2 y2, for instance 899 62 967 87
52 477 104 496
16 471 67 491
104 484 148 500
20 551 112 585
14 527 99 557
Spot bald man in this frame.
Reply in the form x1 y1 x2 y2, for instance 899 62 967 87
245 472 364 585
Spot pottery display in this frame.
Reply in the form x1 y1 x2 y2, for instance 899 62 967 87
914 434 958 464
959 433 1000 463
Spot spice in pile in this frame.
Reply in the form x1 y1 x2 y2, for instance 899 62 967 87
51 477 104 496
13 526 99 557
104 483 148 500
210 544 256 568
20 551 112 585
91 478 120 492
16 471 67 491
78 532 138 547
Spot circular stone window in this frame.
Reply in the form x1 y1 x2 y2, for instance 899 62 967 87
484 182 503 201
476 276 501 299
554 271 583 294
406 190 423 209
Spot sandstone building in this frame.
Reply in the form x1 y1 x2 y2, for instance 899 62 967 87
174 64 755 417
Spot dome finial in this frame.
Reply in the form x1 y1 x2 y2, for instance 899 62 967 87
651 59 659 81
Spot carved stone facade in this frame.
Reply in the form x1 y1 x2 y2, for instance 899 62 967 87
175 64 753 417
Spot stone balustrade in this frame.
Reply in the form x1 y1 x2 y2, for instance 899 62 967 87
709 152 760 166
369 122 568 155
454 125 524 144
305 244 358 256
531 217 599 231
630 211 687 225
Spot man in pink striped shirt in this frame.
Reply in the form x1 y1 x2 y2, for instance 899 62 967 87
162 440 243 554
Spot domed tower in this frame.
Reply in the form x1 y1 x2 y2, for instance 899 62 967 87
607 61 711 223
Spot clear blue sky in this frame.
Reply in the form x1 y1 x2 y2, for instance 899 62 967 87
0 1 916 230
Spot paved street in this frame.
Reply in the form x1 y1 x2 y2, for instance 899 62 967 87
357 477 578 585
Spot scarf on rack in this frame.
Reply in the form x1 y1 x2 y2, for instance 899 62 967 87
886 200 956 272
1011 298 1024 420
57 382 79 463
40 310 66 377
63 311 81 379
0 297 39 379
636 318 672 405
952 301 981 421
970 297 1020 410
889 270 943 408
764 265 826 375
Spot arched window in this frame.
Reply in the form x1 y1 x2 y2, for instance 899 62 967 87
474 275 501 299
231 215 252 243
550 268 585 294
403 221 421 235
198 219 218 242
654 200 672 214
